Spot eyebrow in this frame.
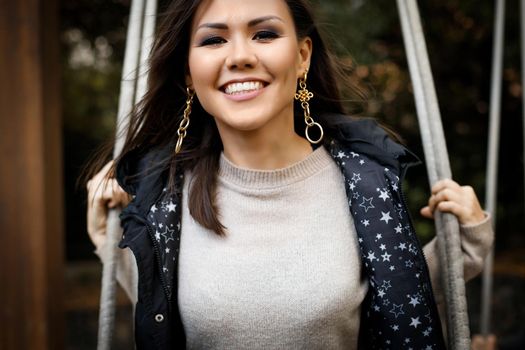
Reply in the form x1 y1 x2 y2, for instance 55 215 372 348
196 15 284 31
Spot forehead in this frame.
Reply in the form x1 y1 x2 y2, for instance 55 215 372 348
192 0 293 28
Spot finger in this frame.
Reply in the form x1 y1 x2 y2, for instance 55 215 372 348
431 178 461 195
420 206 434 219
107 180 129 208
435 201 469 222
427 188 463 212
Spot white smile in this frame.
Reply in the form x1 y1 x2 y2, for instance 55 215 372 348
223 81 264 95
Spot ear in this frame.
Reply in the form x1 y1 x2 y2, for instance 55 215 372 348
297 36 313 78
185 74 193 89
184 62 194 88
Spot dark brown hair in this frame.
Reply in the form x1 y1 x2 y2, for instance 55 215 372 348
85 0 369 235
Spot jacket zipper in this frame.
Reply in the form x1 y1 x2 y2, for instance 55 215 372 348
122 212 173 302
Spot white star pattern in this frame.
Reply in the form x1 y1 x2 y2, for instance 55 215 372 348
380 211 393 224
395 224 403 233
327 145 444 347
390 303 405 318
409 317 421 328
161 227 175 244
378 190 390 201
381 280 392 290
409 296 420 307
166 201 176 212
359 197 375 212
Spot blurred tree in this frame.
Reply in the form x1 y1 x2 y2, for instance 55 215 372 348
61 0 525 347
61 0 524 251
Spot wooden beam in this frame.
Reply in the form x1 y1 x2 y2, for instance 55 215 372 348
0 0 64 349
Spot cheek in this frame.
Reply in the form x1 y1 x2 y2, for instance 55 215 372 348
187 52 220 108
188 52 211 87
261 44 302 83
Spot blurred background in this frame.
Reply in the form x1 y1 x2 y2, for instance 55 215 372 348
1 0 524 349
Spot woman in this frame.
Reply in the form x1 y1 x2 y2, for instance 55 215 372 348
86 0 493 349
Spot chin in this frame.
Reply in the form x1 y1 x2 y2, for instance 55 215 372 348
218 112 273 132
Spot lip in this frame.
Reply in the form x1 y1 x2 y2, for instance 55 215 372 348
219 78 269 102
223 87 265 102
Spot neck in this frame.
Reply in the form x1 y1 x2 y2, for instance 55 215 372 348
217 113 313 170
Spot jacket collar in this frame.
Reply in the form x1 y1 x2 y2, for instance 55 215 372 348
324 114 421 172
115 115 421 216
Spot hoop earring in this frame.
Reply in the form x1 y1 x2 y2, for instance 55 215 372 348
294 69 324 144
175 88 195 154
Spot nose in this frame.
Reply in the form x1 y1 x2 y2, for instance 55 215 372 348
225 38 258 70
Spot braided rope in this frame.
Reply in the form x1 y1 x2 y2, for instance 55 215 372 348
396 1 470 348
97 0 157 348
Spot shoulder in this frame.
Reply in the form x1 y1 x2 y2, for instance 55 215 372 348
115 144 174 216
322 113 420 173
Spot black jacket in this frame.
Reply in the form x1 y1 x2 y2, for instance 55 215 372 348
116 115 446 349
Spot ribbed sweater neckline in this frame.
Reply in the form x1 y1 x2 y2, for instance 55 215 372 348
218 146 332 190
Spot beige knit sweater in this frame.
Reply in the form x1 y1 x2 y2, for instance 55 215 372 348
98 146 493 349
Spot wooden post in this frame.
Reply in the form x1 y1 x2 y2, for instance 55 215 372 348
0 0 64 349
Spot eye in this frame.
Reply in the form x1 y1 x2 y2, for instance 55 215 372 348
253 30 280 41
200 36 226 46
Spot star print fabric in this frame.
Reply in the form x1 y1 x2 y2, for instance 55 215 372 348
330 140 446 350
145 173 184 300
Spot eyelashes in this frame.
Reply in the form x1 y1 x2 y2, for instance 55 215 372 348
198 30 281 47
253 30 280 40
200 36 226 46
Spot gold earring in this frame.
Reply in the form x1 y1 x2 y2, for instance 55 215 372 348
294 69 324 144
175 87 195 154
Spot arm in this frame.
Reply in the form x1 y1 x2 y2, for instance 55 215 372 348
423 214 493 304
87 161 138 304
420 179 494 337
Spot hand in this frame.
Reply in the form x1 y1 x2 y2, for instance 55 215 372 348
86 161 131 251
471 334 497 350
420 179 486 226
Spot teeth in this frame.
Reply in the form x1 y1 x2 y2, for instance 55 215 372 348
224 81 263 95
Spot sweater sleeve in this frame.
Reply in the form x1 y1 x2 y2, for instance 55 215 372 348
422 213 494 333
94 245 139 305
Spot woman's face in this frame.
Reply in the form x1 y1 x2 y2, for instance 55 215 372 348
187 0 312 137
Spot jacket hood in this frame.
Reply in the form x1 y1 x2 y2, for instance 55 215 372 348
116 144 174 215
325 114 421 172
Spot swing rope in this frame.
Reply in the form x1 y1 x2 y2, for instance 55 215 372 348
480 0 505 337
396 1 470 348
97 0 157 348
97 1 483 349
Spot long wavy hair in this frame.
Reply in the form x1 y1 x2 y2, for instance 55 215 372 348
85 0 369 235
